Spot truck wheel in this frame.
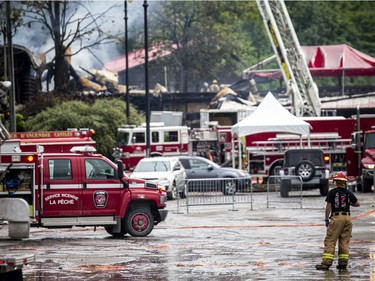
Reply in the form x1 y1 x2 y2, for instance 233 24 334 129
105 221 127 237
361 177 372 193
280 179 290 198
295 161 315 182
125 208 154 237
319 179 329 196
168 182 178 200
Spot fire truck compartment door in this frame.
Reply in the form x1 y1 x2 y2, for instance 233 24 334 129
81 158 122 216
42 157 82 217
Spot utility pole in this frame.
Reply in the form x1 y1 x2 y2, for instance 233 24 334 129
143 0 150 158
124 0 130 122
5 1 16 132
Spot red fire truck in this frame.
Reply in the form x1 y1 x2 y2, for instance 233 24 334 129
350 116 375 192
113 111 375 193
246 115 375 188
9 128 96 153
113 123 190 170
0 141 168 238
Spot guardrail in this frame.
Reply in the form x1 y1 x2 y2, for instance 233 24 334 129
176 177 253 213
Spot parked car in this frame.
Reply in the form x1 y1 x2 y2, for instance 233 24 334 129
130 157 186 200
177 156 251 196
279 149 329 197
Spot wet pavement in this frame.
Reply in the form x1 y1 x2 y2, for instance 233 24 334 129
1 191 374 281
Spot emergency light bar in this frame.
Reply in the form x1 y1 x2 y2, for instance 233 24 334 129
70 146 97 153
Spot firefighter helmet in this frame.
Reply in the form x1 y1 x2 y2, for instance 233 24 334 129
332 171 348 182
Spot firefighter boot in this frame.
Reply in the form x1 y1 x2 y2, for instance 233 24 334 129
336 262 347 270
315 259 332 270
315 264 331 270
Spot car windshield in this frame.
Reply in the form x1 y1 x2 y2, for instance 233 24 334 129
134 160 171 172
183 158 221 169
365 133 375 149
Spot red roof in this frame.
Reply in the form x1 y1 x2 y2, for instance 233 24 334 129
244 44 375 79
104 45 175 73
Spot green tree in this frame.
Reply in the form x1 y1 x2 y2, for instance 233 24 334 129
286 1 375 54
150 1 264 91
25 99 144 158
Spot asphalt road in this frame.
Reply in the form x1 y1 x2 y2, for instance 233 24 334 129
1 191 374 281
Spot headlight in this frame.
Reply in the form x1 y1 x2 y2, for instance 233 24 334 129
364 163 375 169
160 195 167 204
239 171 250 177
159 177 169 183
158 178 169 188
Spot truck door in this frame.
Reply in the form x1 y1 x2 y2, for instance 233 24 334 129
346 146 358 177
81 158 122 216
42 157 82 217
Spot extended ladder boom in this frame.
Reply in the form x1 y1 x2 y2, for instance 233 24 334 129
256 0 321 117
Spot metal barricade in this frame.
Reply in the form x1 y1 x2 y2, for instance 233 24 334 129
266 175 303 209
176 177 253 213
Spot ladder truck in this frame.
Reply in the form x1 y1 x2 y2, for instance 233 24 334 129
256 0 321 117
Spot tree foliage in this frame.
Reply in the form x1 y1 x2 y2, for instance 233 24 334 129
25 99 144 158
149 1 265 91
286 1 375 55
144 1 375 91
0 2 24 35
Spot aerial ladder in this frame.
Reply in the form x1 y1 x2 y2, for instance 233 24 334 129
256 0 321 117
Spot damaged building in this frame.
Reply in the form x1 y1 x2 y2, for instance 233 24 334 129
0 44 43 104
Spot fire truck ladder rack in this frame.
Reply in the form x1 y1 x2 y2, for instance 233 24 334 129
256 0 321 117
249 134 351 154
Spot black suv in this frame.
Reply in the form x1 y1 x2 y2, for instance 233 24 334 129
279 149 329 197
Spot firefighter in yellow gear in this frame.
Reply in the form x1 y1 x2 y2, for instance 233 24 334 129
315 171 360 270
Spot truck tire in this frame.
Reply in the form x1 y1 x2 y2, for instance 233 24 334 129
295 161 315 182
319 179 329 196
361 177 372 193
105 221 127 238
280 179 290 198
125 207 154 237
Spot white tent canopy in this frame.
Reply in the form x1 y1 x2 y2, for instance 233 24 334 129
232 92 310 137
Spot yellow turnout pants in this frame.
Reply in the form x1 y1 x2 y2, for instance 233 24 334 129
321 214 352 266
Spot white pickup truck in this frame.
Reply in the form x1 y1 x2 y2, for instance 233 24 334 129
0 253 34 280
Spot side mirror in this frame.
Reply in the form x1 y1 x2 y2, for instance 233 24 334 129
117 160 124 178
207 165 213 171
351 132 360 150
116 160 128 188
